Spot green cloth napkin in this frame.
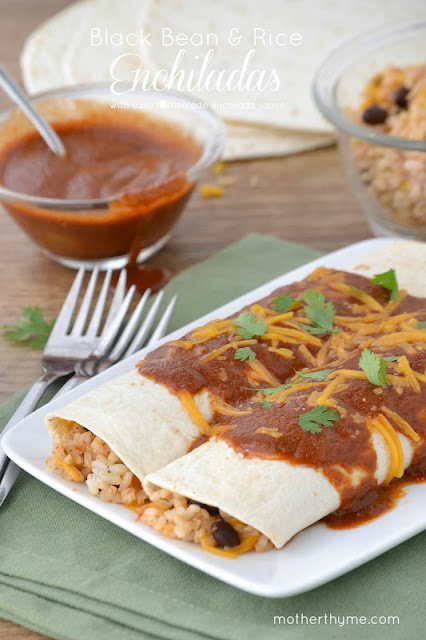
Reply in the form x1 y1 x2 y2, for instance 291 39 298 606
0 234 424 640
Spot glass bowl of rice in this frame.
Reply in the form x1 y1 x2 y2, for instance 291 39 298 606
313 20 426 240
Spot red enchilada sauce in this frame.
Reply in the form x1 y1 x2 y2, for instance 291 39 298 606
138 267 426 524
0 102 201 262
325 459 426 529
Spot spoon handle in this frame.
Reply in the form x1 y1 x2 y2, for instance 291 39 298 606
0 63 66 157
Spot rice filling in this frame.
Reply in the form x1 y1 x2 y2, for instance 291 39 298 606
46 424 272 554
46 423 146 507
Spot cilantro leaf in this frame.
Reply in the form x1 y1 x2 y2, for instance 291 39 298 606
371 269 399 301
260 401 273 408
348 285 369 298
232 312 268 340
301 289 337 335
258 383 293 396
298 405 340 434
271 294 294 313
418 321 426 330
382 356 400 362
235 347 256 362
3 306 55 350
257 368 335 397
295 368 335 382
359 348 387 387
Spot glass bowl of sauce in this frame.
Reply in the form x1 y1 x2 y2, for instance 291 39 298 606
0 85 225 269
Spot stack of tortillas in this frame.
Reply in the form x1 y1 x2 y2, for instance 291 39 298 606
21 0 425 161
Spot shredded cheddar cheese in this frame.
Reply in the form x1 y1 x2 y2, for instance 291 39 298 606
53 453 84 482
367 413 405 484
210 394 251 416
298 344 317 366
268 346 294 359
136 503 169 519
265 312 294 325
250 304 274 317
397 355 421 392
169 340 194 350
315 376 346 405
378 415 405 479
375 330 426 347
331 283 384 312
208 424 232 436
263 332 300 344
381 406 420 442
247 360 280 387
212 161 225 175
200 339 257 363
200 184 224 197
200 533 260 558
178 390 212 435
264 327 322 347
271 382 326 403
255 427 283 438
366 417 396 484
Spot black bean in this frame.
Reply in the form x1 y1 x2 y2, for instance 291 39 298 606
188 499 219 515
211 520 240 548
394 86 409 110
362 105 388 125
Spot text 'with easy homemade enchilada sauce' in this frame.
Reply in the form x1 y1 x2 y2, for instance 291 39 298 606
138 267 426 521
0 101 201 262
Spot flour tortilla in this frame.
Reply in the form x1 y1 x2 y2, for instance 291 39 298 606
142 0 426 132
20 0 95 94
345 240 426 298
45 369 212 481
144 430 414 549
223 122 334 161
63 0 151 85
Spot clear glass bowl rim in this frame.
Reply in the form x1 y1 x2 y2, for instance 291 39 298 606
312 18 426 152
0 83 226 210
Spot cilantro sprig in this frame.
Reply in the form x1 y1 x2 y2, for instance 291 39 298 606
260 401 273 409
232 312 268 340
301 290 337 335
298 405 340 434
271 294 294 313
371 269 399 301
295 368 335 382
359 348 390 388
257 383 294 397
418 321 426 330
3 306 55 350
256 368 334 396
235 347 256 362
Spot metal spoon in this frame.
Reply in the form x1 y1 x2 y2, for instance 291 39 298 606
0 63 66 157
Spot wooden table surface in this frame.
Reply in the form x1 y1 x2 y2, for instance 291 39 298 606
0 1 371 638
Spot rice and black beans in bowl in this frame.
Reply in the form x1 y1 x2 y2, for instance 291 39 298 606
313 20 426 240
348 63 426 235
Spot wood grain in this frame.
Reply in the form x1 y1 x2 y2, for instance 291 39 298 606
0 1 370 638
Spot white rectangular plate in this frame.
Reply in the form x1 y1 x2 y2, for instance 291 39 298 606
3 238 426 597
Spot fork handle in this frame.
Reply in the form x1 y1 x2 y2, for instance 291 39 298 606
0 460 21 506
54 373 90 398
0 372 62 474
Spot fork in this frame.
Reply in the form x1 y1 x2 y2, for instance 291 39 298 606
0 284 177 505
57 289 177 395
0 267 131 474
